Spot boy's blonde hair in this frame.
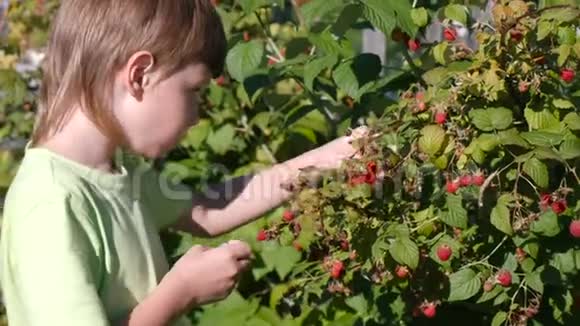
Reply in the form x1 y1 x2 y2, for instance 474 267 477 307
32 0 227 145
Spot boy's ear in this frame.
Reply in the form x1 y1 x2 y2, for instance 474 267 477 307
126 51 155 98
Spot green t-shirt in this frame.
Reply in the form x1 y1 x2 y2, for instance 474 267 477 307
0 146 194 325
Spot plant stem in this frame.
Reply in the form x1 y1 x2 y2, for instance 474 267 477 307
254 12 285 62
461 236 508 270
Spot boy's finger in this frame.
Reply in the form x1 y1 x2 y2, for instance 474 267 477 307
224 240 253 260
188 245 210 255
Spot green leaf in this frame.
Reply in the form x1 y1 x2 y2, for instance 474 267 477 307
389 237 420 270
498 129 529 148
559 138 580 159
444 4 468 25
422 67 449 86
477 285 503 303
523 157 549 188
410 7 429 27
478 134 500 152
540 7 580 22
226 40 265 82
418 125 446 156
303 55 338 91
183 119 211 149
441 194 468 229
521 131 564 147
269 284 289 309
491 311 508 326
332 54 382 99
491 197 513 235
557 44 571 66
558 26 577 45
533 147 564 162
361 0 416 36
360 0 396 36
448 269 481 302
239 0 269 14
524 108 560 130
332 4 363 36
345 294 368 315
502 253 518 272
489 107 514 130
260 245 302 279
551 249 577 274
552 98 574 109
469 108 512 131
300 0 344 27
531 211 561 237
563 113 580 130
433 42 450 65
207 124 236 155
537 21 554 40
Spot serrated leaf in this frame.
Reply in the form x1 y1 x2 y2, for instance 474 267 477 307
207 124 236 155
226 40 265 82
522 131 563 148
498 129 529 148
559 138 580 159
524 108 560 130
360 0 396 36
332 54 381 99
441 194 468 229
261 245 302 279
478 285 503 303
389 237 419 270
533 147 564 162
541 7 580 22
502 253 518 271
304 55 338 91
269 284 289 309
558 26 576 45
557 44 571 66
448 269 481 301
469 109 493 131
523 157 549 188
488 107 514 130
531 211 561 237
300 0 344 27
491 200 513 235
433 42 450 65
422 67 449 86
563 113 580 130
537 21 554 40
411 8 429 27
418 125 446 156
491 311 508 326
478 134 500 152
345 294 368 315
444 4 468 25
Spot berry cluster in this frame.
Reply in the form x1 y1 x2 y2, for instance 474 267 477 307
446 173 485 193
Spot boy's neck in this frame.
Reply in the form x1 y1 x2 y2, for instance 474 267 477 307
40 108 119 174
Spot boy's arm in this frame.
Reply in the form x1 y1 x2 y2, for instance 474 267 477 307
174 133 361 237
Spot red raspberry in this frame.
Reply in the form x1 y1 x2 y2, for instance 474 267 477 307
408 39 420 52
551 200 567 215
256 229 267 241
510 29 523 42
215 75 226 86
446 180 460 193
516 247 526 262
561 68 575 83
443 27 457 41
282 210 295 222
340 240 350 251
496 270 512 287
415 92 425 101
472 173 485 186
436 244 452 262
422 303 437 318
364 172 377 184
395 265 409 279
569 220 580 238
435 111 447 125
366 161 377 175
243 31 251 42
330 261 344 279
459 175 472 187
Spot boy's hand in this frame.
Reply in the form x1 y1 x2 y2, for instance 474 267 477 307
162 240 253 312
299 126 370 170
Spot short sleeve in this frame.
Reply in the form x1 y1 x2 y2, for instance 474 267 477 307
138 165 194 230
3 197 109 325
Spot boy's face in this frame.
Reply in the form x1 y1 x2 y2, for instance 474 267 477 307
116 59 212 158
